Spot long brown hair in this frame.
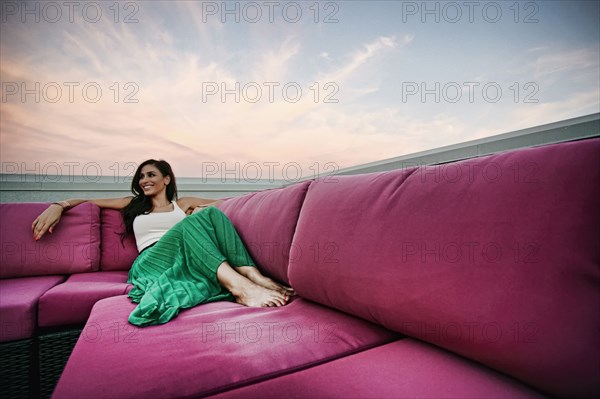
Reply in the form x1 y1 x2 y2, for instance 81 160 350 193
121 159 178 237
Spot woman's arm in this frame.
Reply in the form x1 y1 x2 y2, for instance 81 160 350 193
32 197 133 241
177 197 224 215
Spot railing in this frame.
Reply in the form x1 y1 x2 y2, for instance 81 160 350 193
1 113 598 203
0 176 286 203
328 112 600 177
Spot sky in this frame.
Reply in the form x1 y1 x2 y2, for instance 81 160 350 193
1 0 599 180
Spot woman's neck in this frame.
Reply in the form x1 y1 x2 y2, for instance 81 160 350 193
151 196 171 209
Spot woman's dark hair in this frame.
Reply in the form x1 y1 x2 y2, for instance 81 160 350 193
121 159 178 238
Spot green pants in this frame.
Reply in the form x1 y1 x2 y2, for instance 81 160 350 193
127 207 255 326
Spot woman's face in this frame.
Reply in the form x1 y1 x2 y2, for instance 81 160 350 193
139 164 170 197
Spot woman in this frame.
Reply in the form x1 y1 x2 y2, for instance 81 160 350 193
32 159 294 327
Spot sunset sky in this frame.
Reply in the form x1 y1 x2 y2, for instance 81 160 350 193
1 0 598 179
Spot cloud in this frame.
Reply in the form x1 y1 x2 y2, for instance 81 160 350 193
1 3 597 180
251 37 300 82
507 90 599 130
320 35 401 83
532 48 598 79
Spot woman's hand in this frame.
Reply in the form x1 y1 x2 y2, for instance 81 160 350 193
32 204 64 240
188 205 209 215
179 197 224 215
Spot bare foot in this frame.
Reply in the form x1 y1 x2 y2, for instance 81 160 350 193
236 266 296 297
230 279 288 307
216 262 290 307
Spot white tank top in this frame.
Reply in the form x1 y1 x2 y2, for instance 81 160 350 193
133 201 186 252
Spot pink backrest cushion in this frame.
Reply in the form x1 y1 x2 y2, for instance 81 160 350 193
1 202 101 278
288 138 600 398
99 209 139 271
218 180 311 285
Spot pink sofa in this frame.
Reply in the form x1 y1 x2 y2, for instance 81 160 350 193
1 138 598 398
0 203 138 397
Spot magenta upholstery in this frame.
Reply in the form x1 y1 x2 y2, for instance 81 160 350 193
207 339 544 399
53 295 398 398
218 180 311 285
0 202 101 278
288 138 600 398
2 138 598 398
38 271 132 327
99 209 139 271
0 276 66 342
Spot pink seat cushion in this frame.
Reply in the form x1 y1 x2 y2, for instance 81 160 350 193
53 295 398 398
38 271 132 327
99 209 139 271
0 202 101 278
218 180 311 285
288 138 600 397
0 276 66 342
207 339 544 399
